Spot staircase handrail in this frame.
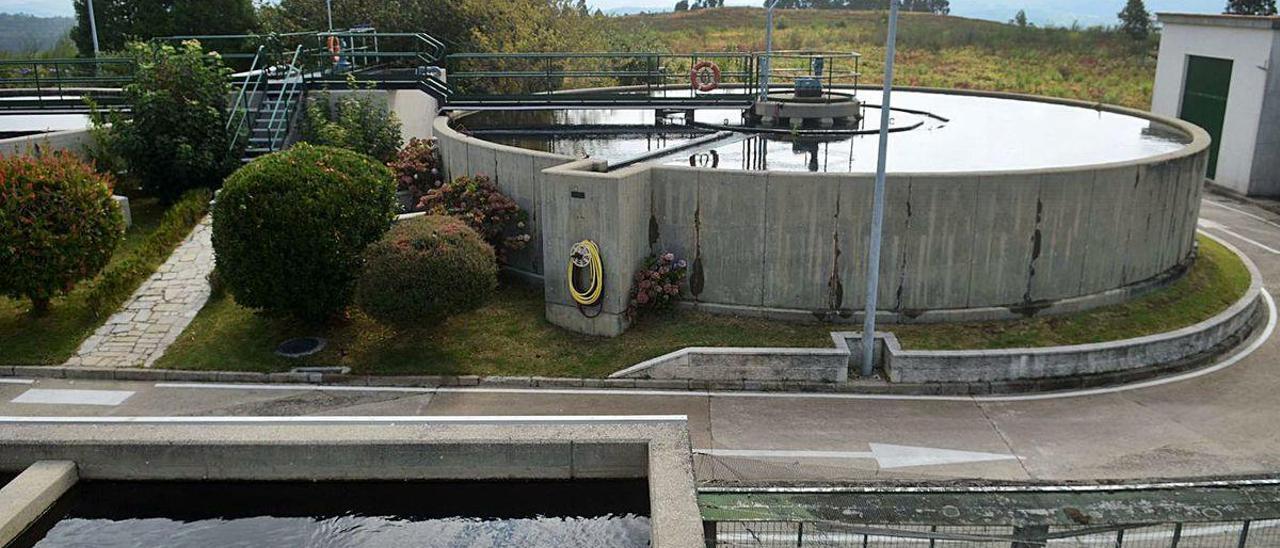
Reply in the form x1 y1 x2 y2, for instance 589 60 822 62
263 45 306 153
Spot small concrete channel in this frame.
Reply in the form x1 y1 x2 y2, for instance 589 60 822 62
0 417 703 547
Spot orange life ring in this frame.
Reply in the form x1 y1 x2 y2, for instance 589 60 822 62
326 35 341 54
690 60 721 92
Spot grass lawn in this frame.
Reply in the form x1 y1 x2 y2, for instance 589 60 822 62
158 236 1249 377
0 198 164 365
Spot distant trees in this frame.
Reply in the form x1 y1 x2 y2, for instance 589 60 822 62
1011 9 1030 27
70 0 256 55
1225 0 1278 15
675 0 725 10
1118 0 1151 40
763 0 950 14
675 0 690 10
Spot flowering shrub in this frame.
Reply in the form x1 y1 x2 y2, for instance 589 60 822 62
417 175 531 264
627 252 688 320
0 152 125 314
387 137 445 203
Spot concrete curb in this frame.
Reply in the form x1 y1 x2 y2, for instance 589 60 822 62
612 232 1266 386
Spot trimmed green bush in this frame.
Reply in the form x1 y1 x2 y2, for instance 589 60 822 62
85 188 211 317
115 40 241 202
356 215 497 327
212 144 396 321
0 152 125 314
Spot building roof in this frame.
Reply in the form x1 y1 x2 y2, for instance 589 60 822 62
1157 12 1280 30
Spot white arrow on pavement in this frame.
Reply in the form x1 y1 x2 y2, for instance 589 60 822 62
696 444 1019 469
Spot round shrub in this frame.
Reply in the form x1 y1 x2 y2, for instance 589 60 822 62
356 215 497 327
212 144 396 321
0 152 124 313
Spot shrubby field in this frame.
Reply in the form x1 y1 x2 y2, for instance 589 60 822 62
614 8 1157 108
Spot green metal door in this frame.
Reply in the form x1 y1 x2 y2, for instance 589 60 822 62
1179 55 1233 179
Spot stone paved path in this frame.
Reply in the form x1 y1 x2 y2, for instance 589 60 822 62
65 217 214 368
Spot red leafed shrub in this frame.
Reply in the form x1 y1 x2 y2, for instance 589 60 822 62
387 137 445 198
417 174 531 263
627 252 688 321
0 152 125 313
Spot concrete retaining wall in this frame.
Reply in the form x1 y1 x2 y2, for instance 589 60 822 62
432 89 1211 337
0 127 94 158
613 235 1266 385
434 115 577 278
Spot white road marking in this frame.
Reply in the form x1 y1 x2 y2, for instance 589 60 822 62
1199 220 1280 254
697 443 1020 469
0 415 687 425
1204 199 1280 230
149 287 1275 404
0 379 35 385
10 389 134 406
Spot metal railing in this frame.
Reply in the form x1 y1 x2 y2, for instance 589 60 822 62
259 45 306 154
226 45 267 153
704 519 1280 547
0 57 134 111
753 50 862 100
442 51 758 106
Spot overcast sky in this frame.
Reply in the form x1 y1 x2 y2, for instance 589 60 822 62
3 0 1230 26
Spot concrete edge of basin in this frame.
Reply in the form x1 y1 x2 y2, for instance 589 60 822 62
0 460 77 546
0 420 704 548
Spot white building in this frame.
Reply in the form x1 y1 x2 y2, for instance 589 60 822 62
1153 13 1280 197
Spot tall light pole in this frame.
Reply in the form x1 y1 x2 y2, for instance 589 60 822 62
860 0 900 378
326 0 334 31
759 0 780 101
86 0 101 57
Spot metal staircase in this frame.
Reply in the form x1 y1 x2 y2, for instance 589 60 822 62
228 45 306 163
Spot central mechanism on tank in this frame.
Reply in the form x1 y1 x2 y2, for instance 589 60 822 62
745 55 863 130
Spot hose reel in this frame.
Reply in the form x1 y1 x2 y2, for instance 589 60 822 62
568 240 603 317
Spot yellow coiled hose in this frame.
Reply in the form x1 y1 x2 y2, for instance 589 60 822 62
568 240 603 308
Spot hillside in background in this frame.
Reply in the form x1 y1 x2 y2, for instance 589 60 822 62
616 8 1158 108
0 13 74 53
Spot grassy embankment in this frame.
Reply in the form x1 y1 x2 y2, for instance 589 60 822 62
157 237 1248 377
614 8 1157 109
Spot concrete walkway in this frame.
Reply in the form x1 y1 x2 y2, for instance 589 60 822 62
64 217 214 369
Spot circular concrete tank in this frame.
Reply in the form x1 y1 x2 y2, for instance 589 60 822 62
434 87 1210 335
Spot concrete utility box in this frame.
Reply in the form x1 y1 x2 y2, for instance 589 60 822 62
1153 13 1280 196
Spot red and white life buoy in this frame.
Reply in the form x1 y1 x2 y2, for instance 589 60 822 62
690 60 721 92
326 35 341 63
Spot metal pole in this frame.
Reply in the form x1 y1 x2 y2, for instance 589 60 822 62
859 0 900 378
326 0 334 31
86 0 101 57
760 0 779 101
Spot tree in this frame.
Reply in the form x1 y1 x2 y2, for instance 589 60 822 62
675 0 689 10
1118 0 1151 40
114 41 241 202
71 0 256 56
1011 9 1030 27
1225 0 1278 15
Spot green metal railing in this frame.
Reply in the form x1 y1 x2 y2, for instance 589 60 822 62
442 51 758 106
0 57 134 111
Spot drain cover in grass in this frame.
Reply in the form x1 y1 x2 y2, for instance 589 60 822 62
275 337 326 358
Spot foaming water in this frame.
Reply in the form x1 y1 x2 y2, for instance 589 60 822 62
14 480 651 548
31 514 651 547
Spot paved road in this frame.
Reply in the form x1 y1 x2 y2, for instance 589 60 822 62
2 195 1279 484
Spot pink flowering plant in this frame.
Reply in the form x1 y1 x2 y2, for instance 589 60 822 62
387 137 445 200
417 174 531 264
627 252 688 320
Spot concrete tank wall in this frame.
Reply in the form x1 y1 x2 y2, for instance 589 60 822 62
433 91 1210 337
